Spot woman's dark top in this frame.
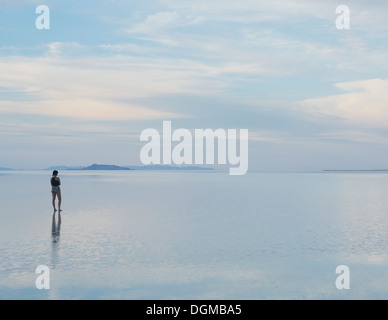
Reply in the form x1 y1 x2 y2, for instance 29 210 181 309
51 177 60 186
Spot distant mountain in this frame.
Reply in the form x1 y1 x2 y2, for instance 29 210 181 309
0 167 15 171
43 164 215 171
46 165 85 170
324 169 388 172
83 164 132 171
128 165 215 171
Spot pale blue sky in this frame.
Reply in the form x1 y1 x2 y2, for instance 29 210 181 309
0 0 388 170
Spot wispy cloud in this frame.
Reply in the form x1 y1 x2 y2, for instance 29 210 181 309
0 51 243 120
1 0 388 169
298 79 388 127
0 99 180 121
46 42 85 56
126 11 181 35
319 130 388 145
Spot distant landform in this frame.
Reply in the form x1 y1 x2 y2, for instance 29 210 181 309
82 164 132 171
128 165 214 171
0 164 216 171
44 164 215 171
324 170 388 172
46 165 85 170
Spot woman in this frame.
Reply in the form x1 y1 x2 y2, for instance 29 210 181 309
50 170 62 212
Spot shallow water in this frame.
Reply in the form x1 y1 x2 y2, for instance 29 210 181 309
1 170 388 299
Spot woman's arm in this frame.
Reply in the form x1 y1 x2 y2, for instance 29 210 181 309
57 178 61 185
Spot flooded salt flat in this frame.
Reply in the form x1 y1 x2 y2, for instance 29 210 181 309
1 170 388 299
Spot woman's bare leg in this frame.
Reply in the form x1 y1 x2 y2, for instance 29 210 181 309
58 193 62 212
52 192 57 212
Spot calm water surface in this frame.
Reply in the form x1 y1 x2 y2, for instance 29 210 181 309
1 171 388 299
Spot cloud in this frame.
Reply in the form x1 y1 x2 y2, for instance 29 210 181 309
248 131 287 143
0 51 247 120
124 10 206 47
0 99 180 121
160 0 388 31
111 1 388 84
46 42 85 56
298 79 388 127
127 11 181 35
0 40 298 122
98 43 155 54
160 0 328 23
319 130 388 145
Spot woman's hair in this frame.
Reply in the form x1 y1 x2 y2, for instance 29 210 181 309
52 170 59 176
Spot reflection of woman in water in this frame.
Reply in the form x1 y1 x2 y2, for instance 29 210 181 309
51 170 62 212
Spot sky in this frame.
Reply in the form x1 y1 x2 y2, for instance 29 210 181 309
0 0 388 171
